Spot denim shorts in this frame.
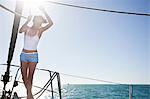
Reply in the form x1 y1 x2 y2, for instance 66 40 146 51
20 52 39 63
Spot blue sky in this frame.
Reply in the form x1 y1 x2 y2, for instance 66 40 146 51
0 0 149 87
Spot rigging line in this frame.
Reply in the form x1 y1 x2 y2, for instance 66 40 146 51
60 73 122 85
32 72 57 97
19 73 57 99
0 64 57 98
14 69 58 98
0 64 55 73
1 2 150 17
36 73 58 99
0 4 27 19
45 1 150 16
17 81 58 94
0 64 20 68
0 2 149 24
0 64 125 85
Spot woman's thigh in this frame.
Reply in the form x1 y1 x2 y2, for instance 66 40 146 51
28 62 37 78
21 62 28 73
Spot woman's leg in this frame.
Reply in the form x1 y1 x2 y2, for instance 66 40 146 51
27 62 37 98
20 62 29 89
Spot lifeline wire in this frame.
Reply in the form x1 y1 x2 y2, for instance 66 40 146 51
18 81 58 94
46 1 150 16
1 2 150 17
0 4 27 18
0 64 124 85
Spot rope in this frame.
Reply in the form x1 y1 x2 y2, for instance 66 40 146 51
0 2 150 17
0 63 127 98
0 64 55 73
0 64 56 98
19 72 57 99
60 73 122 85
17 81 58 93
46 1 150 16
16 72 57 99
0 64 124 85
35 73 57 99
17 80 58 99
0 4 27 19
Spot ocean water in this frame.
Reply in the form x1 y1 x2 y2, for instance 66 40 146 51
59 84 150 99
0 84 149 99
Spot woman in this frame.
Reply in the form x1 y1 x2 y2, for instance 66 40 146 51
19 8 53 99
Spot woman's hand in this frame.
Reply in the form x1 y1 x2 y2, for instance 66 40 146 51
38 6 53 32
19 15 31 33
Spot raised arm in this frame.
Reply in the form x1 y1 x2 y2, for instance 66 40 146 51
39 7 53 32
19 16 32 33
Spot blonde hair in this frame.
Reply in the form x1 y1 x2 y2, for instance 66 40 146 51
33 16 47 24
